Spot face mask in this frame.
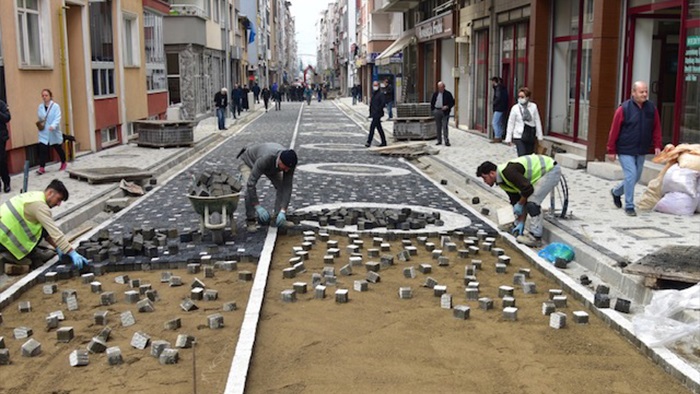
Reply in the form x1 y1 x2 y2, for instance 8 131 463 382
380 84 386 88
518 97 528 105
373 86 379 91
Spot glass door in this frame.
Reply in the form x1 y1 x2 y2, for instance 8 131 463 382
473 29 489 132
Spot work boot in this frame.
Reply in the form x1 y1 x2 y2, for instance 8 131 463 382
516 233 542 248
246 221 259 233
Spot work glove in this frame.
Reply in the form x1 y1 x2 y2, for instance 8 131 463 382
275 211 287 227
513 202 524 216
255 205 270 224
56 247 64 259
511 221 524 236
68 250 89 270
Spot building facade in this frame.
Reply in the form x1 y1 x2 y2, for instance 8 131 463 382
0 0 170 174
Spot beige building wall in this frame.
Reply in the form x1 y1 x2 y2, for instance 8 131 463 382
121 0 148 123
65 3 91 153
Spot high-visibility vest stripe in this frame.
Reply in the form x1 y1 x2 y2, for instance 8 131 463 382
0 191 46 259
0 221 30 255
3 201 39 243
497 155 555 194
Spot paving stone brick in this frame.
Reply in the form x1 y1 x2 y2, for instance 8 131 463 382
21 338 41 357
99 291 115 306
45 272 58 282
478 297 494 310
481 242 493 252
403 266 416 279
353 280 369 292
97 326 111 342
502 296 516 308
129 279 141 289
160 271 172 282
552 295 568 308
468 246 480 255
87 337 108 353
498 286 515 298
502 307 518 321
106 346 123 365
335 289 349 303
164 318 181 330
49 310 65 320
594 293 610 308
139 284 153 295
315 285 326 299
595 284 610 295
491 247 505 257
548 289 563 300
542 301 556 316
169 276 183 287
398 287 413 299
281 289 296 302
159 348 179 365
418 264 432 274
291 283 307 294
453 305 471 320
512 273 525 286
302 242 313 251
94 311 108 325
131 331 151 350
397 250 411 262
366 271 381 283
115 275 129 284
14 327 32 339
61 289 77 303
380 243 391 252
124 290 140 304
440 293 452 309
190 288 204 301
323 255 335 265
282 267 296 279
549 312 567 329
523 282 537 294
81 273 95 284
0 348 9 365
434 285 447 297
42 284 57 295
175 334 195 349
339 264 353 276
471 260 482 270
121 311 136 327
495 263 507 274
573 311 589 324
204 289 219 301
18 301 31 313
614 298 631 313
518 268 531 278
379 255 394 267
180 299 198 312
425 242 435 252
423 277 438 288
238 271 253 281
222 300 238 311
137 298 156 312
466 280 480 289
151 340 171 358
0 337 5 349
88 281 102 294
56 327 74 343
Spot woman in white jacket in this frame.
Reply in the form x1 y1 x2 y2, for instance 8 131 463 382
505 87 544 157
36 89 66 175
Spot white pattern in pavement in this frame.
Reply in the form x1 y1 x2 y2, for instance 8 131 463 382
297 162 411 176
300 143 367 151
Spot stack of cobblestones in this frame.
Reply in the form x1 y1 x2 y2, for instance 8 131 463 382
288 207 447 231
189 171 242 197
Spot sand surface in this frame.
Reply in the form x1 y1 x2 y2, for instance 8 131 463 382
0 264 254 394
247 233 688 393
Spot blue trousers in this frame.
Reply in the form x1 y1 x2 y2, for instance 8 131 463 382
612 154 645 210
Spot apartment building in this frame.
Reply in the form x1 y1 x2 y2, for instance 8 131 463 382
0 0 170 174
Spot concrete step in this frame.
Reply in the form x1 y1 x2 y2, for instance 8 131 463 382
555 152 587 170
586 159 664 186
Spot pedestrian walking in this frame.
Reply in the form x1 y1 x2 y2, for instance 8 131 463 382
317 85 322 102
214 87 228 130
231 83 243 118
0 98 11 193
304 84 313 105
476 155 562 247
430 81 455 146
505 87 543 157
366 81 387 148
607 80 662 216
274 88 282 111
36 89 66 175
237 143 298 233
252 83 261 104
0 179 89 275
491 76 509 143
262 86 271 112
242 85 250 111
383 78 394 119
351 85 358 105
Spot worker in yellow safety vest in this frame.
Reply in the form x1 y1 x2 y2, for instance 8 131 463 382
0 179 89 275
476 155 561 247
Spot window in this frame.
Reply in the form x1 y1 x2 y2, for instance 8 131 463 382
213 0 219 23
101 126 118 145
17 0 50 66
122 13 139 67
144 11 166 91
167 53 181 103
90 0 115 96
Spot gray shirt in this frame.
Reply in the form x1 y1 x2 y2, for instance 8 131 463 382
239 143 295 211
435 92 443 108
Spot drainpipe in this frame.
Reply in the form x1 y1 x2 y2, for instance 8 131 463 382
225 2 231 93
58 4 74 160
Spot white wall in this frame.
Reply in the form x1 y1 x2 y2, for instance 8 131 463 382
632 19 653 86
440 38 455 95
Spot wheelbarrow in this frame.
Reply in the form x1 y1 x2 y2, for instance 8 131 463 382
187 192 241 244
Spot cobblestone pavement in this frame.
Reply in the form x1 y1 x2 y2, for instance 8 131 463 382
89 102 492 265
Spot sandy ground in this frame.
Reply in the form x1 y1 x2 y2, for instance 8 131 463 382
247 233 689 393
0 264 255 394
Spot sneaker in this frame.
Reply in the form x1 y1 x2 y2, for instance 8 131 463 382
445 142 451 147
611 189 622 209
490 138 502 144
59 162 67 171
436 142 442 146
516 233 543 248
625 209 637 217
246 222 259 233
3 184 10 193
36 167 45 175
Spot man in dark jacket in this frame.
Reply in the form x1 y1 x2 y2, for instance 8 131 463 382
491 77 509 143
261 86 271 112
383 78 394 119
430 81 455 146
366 81 387 148
214 87 228 130
252 83 261 104
231 84 243 118
238 143 298 232
607 80 662 216
0 99 11 192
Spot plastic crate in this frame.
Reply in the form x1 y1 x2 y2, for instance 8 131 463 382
134 120 195 148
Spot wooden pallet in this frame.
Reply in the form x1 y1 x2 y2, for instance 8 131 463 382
623 245 700 288
67 166 153 184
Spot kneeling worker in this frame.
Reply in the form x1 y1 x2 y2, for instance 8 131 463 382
238 143 298 232
476 155 561 247
0 179 89 274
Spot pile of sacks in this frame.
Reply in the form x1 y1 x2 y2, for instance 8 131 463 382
640 144 700 215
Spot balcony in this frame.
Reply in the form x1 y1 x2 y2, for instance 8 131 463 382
168 3 207 19
369 33 399 42
374 0 420 13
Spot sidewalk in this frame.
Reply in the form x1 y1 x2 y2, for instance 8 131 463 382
337 97 700 277
0 108 262 227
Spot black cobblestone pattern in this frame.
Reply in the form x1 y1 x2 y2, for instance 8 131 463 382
80 103 491 266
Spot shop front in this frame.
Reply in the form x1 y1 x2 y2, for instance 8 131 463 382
416 11 454 102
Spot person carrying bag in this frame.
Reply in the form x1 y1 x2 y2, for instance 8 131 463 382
36 89 67 175
505 87 544 157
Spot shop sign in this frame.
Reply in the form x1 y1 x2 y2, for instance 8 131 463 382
416 12 453 42
685 35 700 82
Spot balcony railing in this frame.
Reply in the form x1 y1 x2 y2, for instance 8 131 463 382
369 33 399 41
169 4 207 19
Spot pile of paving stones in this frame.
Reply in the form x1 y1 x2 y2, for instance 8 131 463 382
189 171 242 197
287 207 445 230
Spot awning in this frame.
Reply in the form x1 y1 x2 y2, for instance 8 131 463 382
375 28 415 66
